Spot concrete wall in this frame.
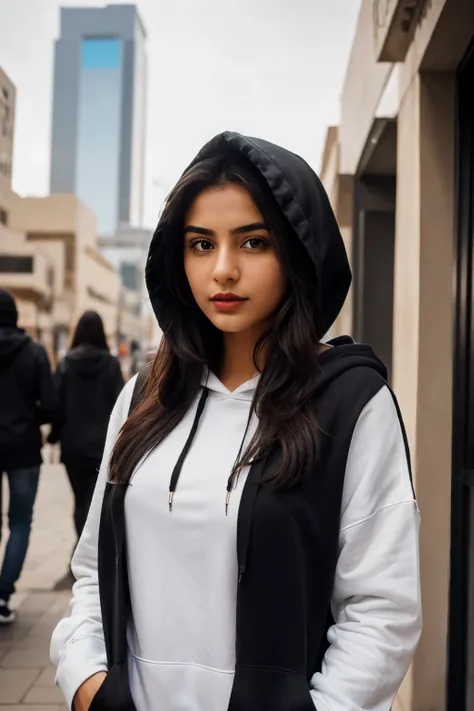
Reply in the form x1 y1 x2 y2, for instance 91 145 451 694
0 225 52 300
393 71 455 711
9 193 91 234
320 128 354 339
4 192 124 343
339 0 393 175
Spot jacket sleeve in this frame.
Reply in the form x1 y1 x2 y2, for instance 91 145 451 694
34 345 57 425
310 385 422 711
50 376 137 709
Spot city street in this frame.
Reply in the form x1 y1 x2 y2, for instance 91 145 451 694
0 451 75 710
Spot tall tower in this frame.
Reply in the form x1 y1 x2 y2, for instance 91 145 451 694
50 4 147 237
0 67 16 213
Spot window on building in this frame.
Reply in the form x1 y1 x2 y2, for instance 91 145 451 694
82 38 121 69
0 209 8 225
0 255 34 273
120 262 139 291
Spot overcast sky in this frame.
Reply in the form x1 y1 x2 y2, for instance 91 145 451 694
0 0 361 229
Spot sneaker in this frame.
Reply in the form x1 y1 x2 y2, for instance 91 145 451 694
0 598 15 624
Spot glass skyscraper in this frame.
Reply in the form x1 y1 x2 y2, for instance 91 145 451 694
50 5 147 236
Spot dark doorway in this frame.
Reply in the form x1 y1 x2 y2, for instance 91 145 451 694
448 38 474 711
353 176 396 378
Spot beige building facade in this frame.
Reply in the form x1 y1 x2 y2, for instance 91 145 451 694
322 1 474 709
0 67 152 361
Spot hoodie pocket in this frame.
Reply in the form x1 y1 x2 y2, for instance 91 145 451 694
227 665 315 711
88 662 137 711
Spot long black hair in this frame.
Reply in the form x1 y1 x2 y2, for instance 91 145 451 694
71 310 109 352
110 154 323 488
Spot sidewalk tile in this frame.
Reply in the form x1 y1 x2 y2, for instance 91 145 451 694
0 707 66 711
2 644 52 668
0 464 73 709
0 668 40 703
34 666 56 687
0 640 13 662
23 684 65 704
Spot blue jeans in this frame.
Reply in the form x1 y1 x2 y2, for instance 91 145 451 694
0 466 40 601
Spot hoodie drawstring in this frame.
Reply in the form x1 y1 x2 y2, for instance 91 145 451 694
225 404 255 515
168 387 209 512
168 387 256 515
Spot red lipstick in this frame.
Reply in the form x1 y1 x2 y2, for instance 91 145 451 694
210 292 248 312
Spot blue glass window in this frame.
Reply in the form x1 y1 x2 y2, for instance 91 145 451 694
81 38 121 69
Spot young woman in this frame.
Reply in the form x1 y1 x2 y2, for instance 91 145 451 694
51 132 421 711
48 311 124 542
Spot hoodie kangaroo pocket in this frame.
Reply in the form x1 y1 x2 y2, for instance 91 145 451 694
227 665 315 711
88 662 137 711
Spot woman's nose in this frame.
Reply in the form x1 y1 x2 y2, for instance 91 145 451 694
213 247 240 283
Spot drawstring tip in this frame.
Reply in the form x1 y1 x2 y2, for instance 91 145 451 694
168 491 174 512
225 491 231 516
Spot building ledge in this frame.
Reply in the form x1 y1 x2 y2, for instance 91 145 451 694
85 245 115 272
373 0 428 62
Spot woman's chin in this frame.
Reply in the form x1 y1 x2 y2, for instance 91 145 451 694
206 312 259 335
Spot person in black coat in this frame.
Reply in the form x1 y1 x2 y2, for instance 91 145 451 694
0 288 56 624
48 311 124 542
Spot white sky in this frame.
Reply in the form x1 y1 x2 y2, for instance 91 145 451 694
0 0 361 229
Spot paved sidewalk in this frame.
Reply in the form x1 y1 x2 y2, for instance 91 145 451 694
0 452 76 710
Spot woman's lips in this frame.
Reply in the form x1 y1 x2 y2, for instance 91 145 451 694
210 293 248 312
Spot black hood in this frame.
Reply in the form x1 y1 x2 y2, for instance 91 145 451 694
318 336 388 390
0 288 18 328
65 346 112 380
146 131 351 336
0 326 31 368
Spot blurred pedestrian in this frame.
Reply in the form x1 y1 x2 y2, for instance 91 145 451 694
0 288 56 624
52 134 421 711
129 339 142 378
48 311 124 544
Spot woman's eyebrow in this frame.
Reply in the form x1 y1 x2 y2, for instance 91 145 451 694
184 222 269 237
184 225 214 236
230 222 269 236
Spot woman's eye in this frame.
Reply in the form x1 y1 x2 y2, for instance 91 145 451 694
243 237 269 250
191 239 213 252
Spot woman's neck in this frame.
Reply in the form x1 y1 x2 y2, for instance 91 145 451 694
217 332 330 392
219 330 263 392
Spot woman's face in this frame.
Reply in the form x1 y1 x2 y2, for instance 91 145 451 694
183 183 288 337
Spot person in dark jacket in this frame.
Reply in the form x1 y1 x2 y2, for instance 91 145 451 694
0 288 56 624
48 311 124 542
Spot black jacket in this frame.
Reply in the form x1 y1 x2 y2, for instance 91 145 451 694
0 327 56 469
49 346 124 465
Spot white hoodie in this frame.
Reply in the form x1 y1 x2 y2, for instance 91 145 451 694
51 371 421 711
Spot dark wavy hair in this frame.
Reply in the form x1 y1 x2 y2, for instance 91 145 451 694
109 155 324 488
71 310 109 352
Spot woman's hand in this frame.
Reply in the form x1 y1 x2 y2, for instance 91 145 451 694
73 672 107 711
